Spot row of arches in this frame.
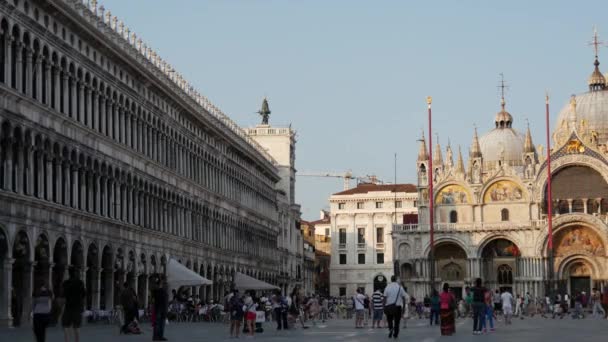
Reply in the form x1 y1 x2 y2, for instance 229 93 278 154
0 119 277 259
0 13 277 217
0 227 280 326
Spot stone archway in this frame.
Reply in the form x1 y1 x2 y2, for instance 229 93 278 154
559 258 594 296
52 237 68 296
480 238 520 291
433 241 467 298
85 243 99 310
34 234 50 292
100 245 113 310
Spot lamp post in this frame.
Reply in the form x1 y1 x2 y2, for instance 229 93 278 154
545 93 555 296
427 96 435 294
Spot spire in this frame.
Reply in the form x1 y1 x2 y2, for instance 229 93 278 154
433 135 443 165
495 73 513 128
470 126 482 158
417 130 428 161
524 120 535 153
588 27 606 91
455 145 465 174
258 97 271 125
568 94 578 131
445 140 454 167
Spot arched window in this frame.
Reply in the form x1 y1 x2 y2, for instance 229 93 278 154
501 208 509 221
497 264 513 284
449 210 458 223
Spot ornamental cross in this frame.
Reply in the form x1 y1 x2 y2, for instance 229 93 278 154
589 26 605 58
497 73 509 104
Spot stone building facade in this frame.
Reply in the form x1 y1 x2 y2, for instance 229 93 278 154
0 0 283 326
393 50 608 300
329 183 418 297
245 101 303 295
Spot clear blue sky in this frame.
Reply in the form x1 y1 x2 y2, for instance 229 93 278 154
103 0 607 220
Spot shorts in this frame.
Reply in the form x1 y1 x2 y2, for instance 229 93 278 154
373 309 383 321
355 309 365 320
246 312 256 321
61 309 83 328
502 306 513 315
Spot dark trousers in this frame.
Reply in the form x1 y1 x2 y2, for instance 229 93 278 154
274 308 288 329
472 303 485 332
154 312 166 338
430 309 439 325
33 313 50 342
386 306 403 337
122 307 136 333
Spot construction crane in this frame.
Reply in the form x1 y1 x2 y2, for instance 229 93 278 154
297 171 383 190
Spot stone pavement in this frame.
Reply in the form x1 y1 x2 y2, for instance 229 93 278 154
1 316 607 341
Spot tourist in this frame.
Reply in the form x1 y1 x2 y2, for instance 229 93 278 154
501 289 514 325
229 290 244 338
471 278 486 335
320 297 329 322
401 287 411 328
514 294 522 318
572 292 584 319
120 282 138 334
439 283 456 336
271 290 287 330
243 291 258 337
62 267 86 342
383 275 407 339
465 287 473 317
552 293 564 319
372 289 384 328
481 287 494 333
353 288 366 328
306 294 321 326
32 283 53 342
152 276 168 341
602 288 608 319
493 289 502 317
429 289 440 326
591 288 605 318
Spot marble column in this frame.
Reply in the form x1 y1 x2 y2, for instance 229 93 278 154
34 57 42 101
0 259 14 327
14 41 22 92
3 35 12 87
25 50 33 97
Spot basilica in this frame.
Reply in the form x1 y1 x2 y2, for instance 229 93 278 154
393 49 608 300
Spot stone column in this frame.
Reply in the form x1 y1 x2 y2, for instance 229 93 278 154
92 269 101 310
53 67 60 111
78 83 85 124
79 167 86 211
53 159 62 204
3 35 12 87
25 49 33 97
92 91 99 132
85 87 92 128
21 263 33 325
15 143 24 195
99 96 106 135
95 173 101 215
25 145 34 196
43 63 51 106
63 160 70 206
44 155 52 201
2 137 12 191
36 150 44 198
72 164 79 209
104 269 114 310
35 56 42 101
14 41 23 92
61 74 69 115
107 101 114 139
0 258 14 327
567 199 573 213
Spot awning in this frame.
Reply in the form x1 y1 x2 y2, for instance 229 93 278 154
167 258 212 291
234 272 279 291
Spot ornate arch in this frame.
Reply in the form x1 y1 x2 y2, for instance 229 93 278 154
534 214 608 257
534 154 608 202
557 254 602 279
423 236 472 259
477 234 523 258
434 181 474 205
480 177 528 204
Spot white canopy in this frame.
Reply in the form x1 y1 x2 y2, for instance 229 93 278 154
234 272 279 291
167 258 212 291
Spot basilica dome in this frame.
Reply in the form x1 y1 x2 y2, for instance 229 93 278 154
554 90 608 145
478 100 525 166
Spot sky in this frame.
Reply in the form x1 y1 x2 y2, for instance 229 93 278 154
102 0 608 220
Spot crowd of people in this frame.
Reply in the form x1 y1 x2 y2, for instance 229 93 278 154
21 269 608 341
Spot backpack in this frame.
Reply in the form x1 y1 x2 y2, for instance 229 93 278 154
363 297 370 309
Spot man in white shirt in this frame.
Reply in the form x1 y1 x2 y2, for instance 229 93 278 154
383 275 407 339
353 288 366 328
500 289 514 325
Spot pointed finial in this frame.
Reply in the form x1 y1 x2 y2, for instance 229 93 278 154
545 90 549 104
498 73 508 109
588 27 606 91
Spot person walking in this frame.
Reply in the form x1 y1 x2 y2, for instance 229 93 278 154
62 267 86 342
439 283 456 336
120 282 138 334
152 276 168 341
383 276 407 339
272 290 288 330
591 288 605 318
243 292 258 337
493 289 502 318
229 290 244 338
352 288 366 328
481 287 494 333
514 294 522 318
501 289 514 325
371 289 384 328
471 278 486 335
429 290 440 326
32 284 53 342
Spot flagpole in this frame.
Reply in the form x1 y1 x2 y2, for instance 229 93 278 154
427 96 435 293
545 93 555 295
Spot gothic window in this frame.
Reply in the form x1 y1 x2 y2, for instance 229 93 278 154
497 264 513 284
501 208 509 221
449 210 458 223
